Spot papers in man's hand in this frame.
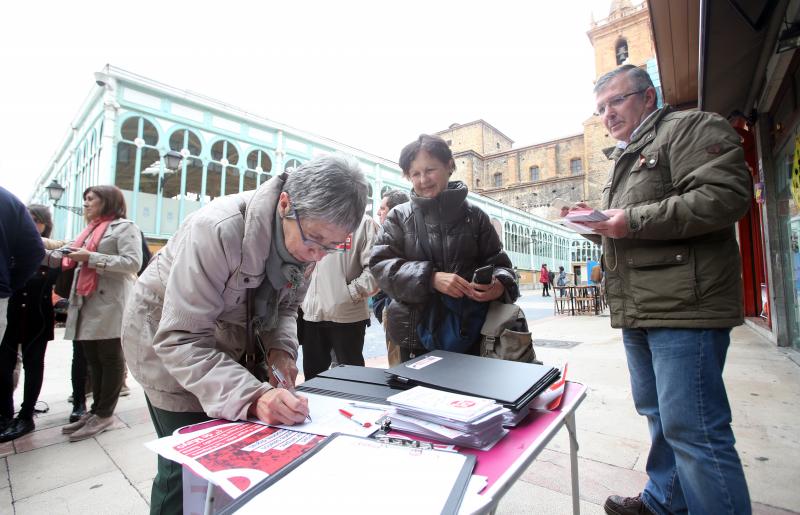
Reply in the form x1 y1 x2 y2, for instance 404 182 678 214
387 386 508 448
560 208 609 234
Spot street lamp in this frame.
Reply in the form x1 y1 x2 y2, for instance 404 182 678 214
163 150 183 170
45 180 84 215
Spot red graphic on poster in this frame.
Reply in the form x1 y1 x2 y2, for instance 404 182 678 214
174 423 323 493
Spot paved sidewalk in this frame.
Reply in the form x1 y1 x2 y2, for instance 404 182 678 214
2 292 799 514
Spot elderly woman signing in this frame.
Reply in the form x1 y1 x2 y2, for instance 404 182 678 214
121 155 368 514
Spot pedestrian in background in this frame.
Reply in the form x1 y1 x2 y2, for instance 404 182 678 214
60 185 142 442
580 64 751 515
539 263 551 297
373 189 409 366
300 213 379 379
0 204 52 441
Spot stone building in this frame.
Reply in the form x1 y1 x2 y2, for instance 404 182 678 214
437 0 659 217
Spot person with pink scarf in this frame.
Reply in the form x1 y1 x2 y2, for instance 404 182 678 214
60 185 142 441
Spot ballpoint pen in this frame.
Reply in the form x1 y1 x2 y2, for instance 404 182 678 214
338 408 372 428
270 364 312 422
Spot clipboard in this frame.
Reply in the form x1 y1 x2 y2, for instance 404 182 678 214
218 432 476 515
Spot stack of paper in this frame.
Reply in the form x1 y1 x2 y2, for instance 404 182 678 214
386 386 508 449
560 208 609 234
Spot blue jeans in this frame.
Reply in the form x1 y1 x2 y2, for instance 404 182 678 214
622 328 750 515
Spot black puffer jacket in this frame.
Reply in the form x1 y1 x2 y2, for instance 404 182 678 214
369 181 519 352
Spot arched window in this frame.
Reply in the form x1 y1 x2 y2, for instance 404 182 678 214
529 166 540 182
165 129 204 231
244 149 273 191
206 139 240 201
285 158 302 171
616 38 629 65
115 116 161 233
366 183 374 215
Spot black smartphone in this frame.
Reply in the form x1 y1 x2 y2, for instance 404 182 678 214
58 246 74 254
472 265 494 285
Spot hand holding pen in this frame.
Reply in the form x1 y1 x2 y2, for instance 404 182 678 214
271 364 312 423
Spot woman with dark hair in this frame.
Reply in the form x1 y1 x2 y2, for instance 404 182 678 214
369 134 519 361
0 205 60 441
60 185 142 441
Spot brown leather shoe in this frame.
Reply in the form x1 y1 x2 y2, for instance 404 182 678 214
604 494 655 515
69 415 114 442
62 413 92 434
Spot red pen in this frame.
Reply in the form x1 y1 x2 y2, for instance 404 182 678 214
338 408 372 428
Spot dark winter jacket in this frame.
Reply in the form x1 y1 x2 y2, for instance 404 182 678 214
2 265 60 347
600 106 751 328
369 181 519 352
0 187 45 298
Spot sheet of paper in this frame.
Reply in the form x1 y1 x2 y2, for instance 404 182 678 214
234 434 472 515
250 393 383 437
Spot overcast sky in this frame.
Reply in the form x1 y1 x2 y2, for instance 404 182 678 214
0 0 623 201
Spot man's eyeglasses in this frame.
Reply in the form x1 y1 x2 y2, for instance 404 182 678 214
594 89 647 117
286 209 344 254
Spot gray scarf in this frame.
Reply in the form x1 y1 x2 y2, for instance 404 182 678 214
251 207 306 332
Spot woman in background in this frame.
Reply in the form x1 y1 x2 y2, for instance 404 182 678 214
60 185 142 442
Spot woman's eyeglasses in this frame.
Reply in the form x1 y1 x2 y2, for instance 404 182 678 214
286 210 344 254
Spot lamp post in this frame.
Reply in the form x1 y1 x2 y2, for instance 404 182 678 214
163 150 183 171
45 180 84 215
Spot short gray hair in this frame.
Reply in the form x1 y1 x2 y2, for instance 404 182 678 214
283 154 368 232
594 64 654 94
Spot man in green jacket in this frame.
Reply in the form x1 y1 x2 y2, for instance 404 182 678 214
580 64 752 515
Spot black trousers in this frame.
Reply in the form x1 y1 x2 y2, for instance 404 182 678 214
79 338 125 418
300 319 367 380
145 397 211 515
0 336 48 419
71 341 88 406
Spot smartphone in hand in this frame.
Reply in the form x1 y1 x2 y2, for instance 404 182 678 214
472 265 494 285
57 246 75 255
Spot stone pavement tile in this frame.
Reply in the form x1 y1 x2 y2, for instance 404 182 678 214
496 479 604 514
7 438 116 500
12 415 126 454
0 457 8 488
116 405 152 427
96 422 158 485
544 426 649 470
134 479 152 507
0 441 13 459
753 502 800 515
520 448 648 506
13 470 149 515
0 483 10 512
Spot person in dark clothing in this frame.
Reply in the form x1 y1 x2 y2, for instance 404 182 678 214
0 187 45 434
369 134 519 362
373 189 410 366
0 205 59 441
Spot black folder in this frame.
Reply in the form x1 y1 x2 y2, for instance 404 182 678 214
296 375 398 405
384 350 560 411
219 433 476 515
